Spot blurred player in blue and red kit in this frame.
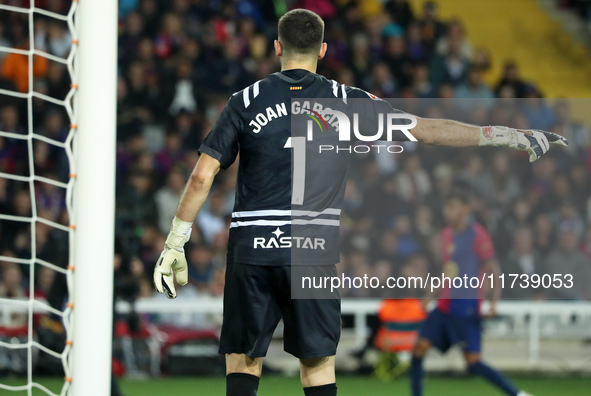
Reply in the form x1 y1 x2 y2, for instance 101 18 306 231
410 190 533 396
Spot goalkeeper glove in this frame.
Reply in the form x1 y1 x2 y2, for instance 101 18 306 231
153 216 192 299
479 126 568 162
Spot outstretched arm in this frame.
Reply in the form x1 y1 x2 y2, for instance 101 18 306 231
154 153 221 299
412 117 568 161
412 117 480 146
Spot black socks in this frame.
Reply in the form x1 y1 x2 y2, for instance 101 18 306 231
226 374 337 396
304 383 337 396
226 373 260 396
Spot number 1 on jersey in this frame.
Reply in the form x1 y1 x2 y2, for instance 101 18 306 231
284 137 306 205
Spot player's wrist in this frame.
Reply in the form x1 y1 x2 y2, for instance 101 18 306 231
171 216 193 234
165 216 193 251
478 126 518 148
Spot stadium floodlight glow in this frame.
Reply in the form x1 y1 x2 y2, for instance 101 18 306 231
0 1 116 395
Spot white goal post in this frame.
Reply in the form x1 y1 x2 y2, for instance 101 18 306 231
0 0 116 395
71 0 117 395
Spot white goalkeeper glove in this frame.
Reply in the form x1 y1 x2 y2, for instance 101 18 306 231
153 216 192 299
479 126 568 162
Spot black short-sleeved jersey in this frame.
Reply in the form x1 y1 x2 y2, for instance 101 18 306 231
199 69 411 266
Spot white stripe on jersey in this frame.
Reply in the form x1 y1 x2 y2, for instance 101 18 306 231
230 220 290 228
332 80 338 97
243 86 250 108
230 218 340 228
253 80 260 98
231 208 341 218
341 84 347 104
292 209 341 217
232 210 290 218
292 219 340 226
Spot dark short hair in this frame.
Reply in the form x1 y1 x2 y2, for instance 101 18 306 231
278 9 324 56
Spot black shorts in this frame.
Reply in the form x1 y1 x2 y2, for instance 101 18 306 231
219 263 341 359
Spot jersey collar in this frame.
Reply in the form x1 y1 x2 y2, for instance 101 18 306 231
275 69 314 83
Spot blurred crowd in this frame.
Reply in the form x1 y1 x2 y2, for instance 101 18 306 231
341 96 591 301
0 0 591 330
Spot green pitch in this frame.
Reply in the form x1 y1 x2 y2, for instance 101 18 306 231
2 376 590 395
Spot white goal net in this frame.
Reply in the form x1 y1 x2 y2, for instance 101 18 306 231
0 1 79 395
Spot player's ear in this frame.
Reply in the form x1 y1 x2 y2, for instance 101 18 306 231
274 40 282 57
318 42 327 59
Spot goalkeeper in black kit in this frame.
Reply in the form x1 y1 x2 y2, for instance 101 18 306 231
153 8 567 396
